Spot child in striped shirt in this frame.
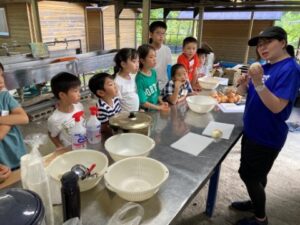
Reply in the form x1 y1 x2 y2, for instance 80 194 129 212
88 73 121 132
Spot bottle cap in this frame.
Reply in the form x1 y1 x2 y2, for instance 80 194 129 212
72 111 84 122
61 171 79 188
89 106 98 116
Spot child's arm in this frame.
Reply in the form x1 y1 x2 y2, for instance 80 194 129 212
48 132 64 149
0 125 11 141
191 70 201 91
0 107 29 125
167 81 183 105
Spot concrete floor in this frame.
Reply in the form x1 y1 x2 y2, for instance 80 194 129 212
20 101 300 225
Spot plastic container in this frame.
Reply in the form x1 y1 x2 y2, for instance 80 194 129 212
107 202 144 225
61 171 81 222
186 95 217 114
46 149 108 192
104 133 155 161
0 188 45 225
71 111 87 150
21 134 54 225
104 157 169 202
86 106 101 144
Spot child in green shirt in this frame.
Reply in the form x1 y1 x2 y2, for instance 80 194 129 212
136 44 169 111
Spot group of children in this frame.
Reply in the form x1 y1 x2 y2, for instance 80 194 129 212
0 21 214 174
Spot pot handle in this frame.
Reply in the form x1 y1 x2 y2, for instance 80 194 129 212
128 112 136 119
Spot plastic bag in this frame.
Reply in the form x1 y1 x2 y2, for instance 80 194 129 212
63 217 83 225
21 133 54 225
107 202 144 225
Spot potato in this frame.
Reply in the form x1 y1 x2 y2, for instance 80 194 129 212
212 129 223 138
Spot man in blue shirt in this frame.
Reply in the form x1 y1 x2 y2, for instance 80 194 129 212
232 27 300 225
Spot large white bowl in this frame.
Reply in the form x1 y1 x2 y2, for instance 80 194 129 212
198 77 220 90
104 157 169 202
186 95 218 114
46 149 108 192
104 133 155 161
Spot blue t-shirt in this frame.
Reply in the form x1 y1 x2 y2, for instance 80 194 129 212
244 58 300 150
0 91 27 169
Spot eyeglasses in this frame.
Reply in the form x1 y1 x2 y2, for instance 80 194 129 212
154 31 166 36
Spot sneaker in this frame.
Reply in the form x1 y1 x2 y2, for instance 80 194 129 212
230 200 254 212
235 216 268 225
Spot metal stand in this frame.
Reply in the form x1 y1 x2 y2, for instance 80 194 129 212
205 164 221 217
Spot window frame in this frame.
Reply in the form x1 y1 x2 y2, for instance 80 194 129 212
0 6 10 37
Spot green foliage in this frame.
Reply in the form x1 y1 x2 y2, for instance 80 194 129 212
275 12 300 48
136 9 195 47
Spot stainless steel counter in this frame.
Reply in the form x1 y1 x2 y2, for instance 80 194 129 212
52 103 243 225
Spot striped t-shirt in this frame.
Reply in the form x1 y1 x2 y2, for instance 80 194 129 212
96 97 121 123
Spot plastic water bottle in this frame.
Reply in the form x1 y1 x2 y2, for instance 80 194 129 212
86 106 101 144
71 111 87 150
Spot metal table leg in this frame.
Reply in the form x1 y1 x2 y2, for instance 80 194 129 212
205 164 221 217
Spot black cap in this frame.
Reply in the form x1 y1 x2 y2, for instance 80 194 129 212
248 26 287 46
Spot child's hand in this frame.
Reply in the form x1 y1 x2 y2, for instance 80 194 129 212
192 82 201 92
159 103 170 112
174 80 184 89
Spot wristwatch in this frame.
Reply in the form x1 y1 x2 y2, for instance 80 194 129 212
255 83 265 93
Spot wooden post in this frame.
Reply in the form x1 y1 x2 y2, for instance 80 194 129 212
142 0 151 44
30 0 42 42
244 11 254 64
163 8 170 24
197 7 204 47
115 2 123 49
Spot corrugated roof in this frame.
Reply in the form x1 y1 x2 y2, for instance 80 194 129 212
177 11 282 20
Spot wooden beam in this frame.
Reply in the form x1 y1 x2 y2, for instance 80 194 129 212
244 11 255 65
114 1 124 49
0 0 31 3
30 0 42 42
196 7 204 47
142 0 150 44
163 8 170 24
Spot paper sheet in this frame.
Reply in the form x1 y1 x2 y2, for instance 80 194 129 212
202 121 235 139
218 103 245 113
171 132 214 156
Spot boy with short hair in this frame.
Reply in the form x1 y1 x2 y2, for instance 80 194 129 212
47 72 83 149
88 73 121 130
196 48 209 77
0 62 29 170
149 21 172 89
177 37 200 90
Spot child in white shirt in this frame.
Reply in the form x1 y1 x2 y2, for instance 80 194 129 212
114 48 140 112
47 72 83 149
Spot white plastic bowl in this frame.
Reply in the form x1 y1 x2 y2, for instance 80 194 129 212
186 95 218 114
198 77 220 90
104 133 155 161
46 149 108 192
104 157 169 202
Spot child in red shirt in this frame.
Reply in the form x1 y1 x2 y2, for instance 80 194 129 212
177 37 200 90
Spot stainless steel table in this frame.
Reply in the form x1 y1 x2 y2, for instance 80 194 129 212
52 102 244 225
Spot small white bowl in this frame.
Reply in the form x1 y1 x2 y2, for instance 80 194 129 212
104 157 169 202
186 95 218 114
46 149 108 192
198 77 220 90
104 133 155 161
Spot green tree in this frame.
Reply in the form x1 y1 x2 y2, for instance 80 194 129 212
275 12 300 48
